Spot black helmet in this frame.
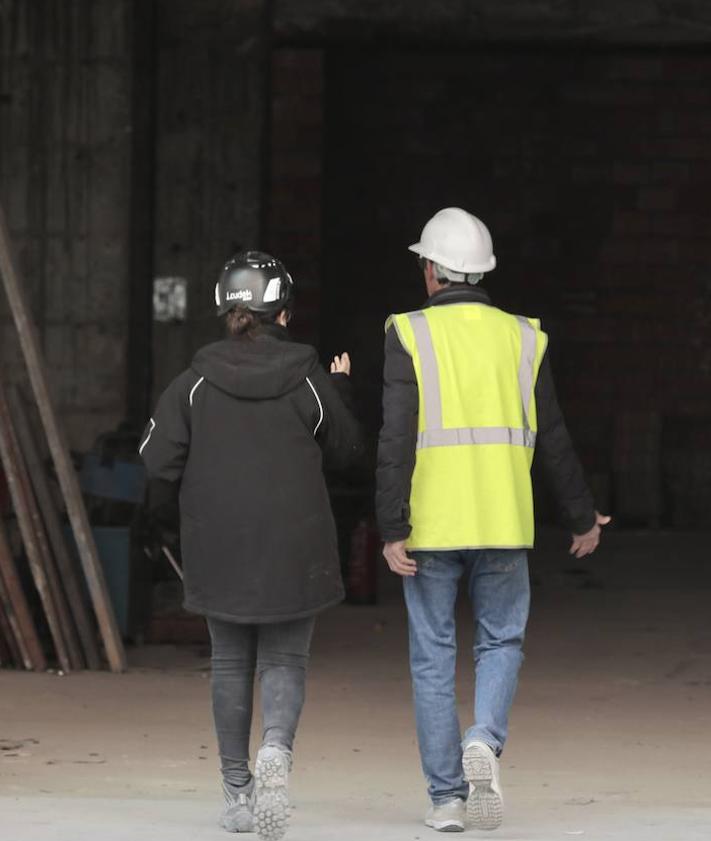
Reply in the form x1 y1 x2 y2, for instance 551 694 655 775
214 250 294 317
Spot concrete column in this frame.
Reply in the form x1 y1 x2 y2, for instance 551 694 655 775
151 0 271 401
266 49 323 347
0 0 134 449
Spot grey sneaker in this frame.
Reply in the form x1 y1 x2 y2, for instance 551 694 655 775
254 745 292 841
462 740 503 830
219 780 255 833
425 798 466 832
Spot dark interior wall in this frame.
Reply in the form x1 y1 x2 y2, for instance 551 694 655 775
322 49 711 525
0 0 274 439
0 0 135 449
275 1 711 46
265 49 323 346
150 0 270 404
1 0 709 517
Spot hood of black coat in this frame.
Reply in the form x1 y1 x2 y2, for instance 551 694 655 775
191 328 318 400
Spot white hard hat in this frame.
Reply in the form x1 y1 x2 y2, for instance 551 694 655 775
408 207 496 274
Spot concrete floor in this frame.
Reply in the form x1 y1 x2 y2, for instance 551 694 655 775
1 530 710 840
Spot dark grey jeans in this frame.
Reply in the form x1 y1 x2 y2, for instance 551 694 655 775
207 615 315 790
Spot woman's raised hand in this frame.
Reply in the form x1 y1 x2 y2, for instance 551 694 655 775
330 353 351 376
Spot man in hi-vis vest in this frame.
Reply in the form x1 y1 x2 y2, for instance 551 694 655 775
376 208 610 833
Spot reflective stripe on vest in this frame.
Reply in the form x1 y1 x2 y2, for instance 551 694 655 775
406 311 538 450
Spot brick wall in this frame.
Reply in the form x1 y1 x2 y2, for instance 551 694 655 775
321 49 711 525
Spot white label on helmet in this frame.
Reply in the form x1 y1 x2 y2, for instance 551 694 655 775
226 289 253 302
214 282 220 306
263 277 282 303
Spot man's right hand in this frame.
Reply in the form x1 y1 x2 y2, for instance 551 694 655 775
570 511 612 558
383 540 418 577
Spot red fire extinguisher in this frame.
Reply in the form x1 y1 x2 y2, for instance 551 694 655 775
346 518 379 605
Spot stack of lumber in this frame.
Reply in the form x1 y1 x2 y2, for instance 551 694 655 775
0 203 126 673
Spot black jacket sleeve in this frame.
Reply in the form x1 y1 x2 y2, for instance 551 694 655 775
534 352 596 535
306 366 366 471
139 370 195 482
375 325 418 542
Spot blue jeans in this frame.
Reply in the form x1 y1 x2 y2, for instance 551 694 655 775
404 549 530 804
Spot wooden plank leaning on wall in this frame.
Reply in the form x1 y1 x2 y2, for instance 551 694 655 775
0 202 126 673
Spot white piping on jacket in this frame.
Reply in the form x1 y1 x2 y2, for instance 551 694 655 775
139 418 156 455
305 377 324 435
189 376 205 406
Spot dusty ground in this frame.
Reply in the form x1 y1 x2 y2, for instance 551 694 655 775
1 530 710 840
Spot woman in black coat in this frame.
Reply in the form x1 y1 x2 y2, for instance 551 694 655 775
140 252 364 840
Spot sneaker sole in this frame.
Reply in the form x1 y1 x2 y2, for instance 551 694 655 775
425 818 465 833
463 745 503 831
254 750 289 841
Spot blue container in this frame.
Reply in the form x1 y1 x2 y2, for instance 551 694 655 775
91 526 132 638
64 525 133 638
79 454 146 504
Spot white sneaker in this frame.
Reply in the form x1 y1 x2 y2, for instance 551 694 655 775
425 798 466 832
462 741 504 830
254 745 292 841
219 781 254 833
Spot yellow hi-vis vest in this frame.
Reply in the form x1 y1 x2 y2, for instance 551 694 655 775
388 303 548 550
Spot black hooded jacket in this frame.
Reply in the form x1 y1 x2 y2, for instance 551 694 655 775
140 325 364 623
376 285 596 542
